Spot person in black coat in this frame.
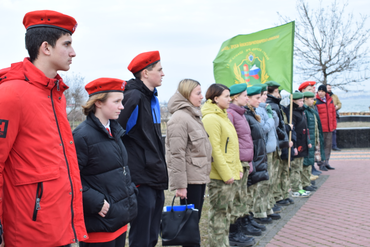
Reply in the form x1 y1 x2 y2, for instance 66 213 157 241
243 86 271 227
73 78 138 247
265 81 294 206
117 51 168 247
283 92 312 198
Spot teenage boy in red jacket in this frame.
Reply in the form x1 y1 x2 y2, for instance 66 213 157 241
0 10 87 247
315 85 337 171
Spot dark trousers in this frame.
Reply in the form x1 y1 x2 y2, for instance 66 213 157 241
318 132 333 166
129 185 164 247
332 129 338 148
180 184 206 247
79 232 126 247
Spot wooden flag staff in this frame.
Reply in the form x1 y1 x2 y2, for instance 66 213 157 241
288 94 293 168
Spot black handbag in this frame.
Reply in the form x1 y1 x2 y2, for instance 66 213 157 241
160 196 200 246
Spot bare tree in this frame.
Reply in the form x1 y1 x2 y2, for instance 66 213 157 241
280 0 370 90
160 101 171 135
62 73 88 129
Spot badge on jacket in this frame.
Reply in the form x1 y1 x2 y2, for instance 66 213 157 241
0 119 9 138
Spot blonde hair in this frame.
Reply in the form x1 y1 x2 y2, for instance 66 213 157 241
246 104 261 122
177 79 201 102
82 93 109 116
231 92 242 102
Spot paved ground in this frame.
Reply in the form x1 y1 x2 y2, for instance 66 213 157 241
255 148 370 247
73 149 370 247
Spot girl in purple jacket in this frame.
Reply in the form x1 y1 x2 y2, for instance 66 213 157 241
227 83 266 238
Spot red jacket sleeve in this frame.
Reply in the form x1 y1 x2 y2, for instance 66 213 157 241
0 82 22 221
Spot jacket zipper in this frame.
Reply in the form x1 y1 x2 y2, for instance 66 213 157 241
50 81 77 241
225 137 229 153
32 182 43 221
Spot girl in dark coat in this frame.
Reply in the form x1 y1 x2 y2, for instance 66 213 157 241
73 78 138 247
284 92 312 198
243 86 271 226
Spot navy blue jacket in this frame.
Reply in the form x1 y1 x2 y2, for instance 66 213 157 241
117 78 168 190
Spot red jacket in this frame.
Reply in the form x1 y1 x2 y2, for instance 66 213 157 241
315 93 337 132
0 58 87 246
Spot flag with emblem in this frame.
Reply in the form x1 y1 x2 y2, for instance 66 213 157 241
213 21 295 93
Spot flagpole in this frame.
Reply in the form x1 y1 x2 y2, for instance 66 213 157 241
288 94 293 168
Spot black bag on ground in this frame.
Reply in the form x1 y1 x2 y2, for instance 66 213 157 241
160 196 200 246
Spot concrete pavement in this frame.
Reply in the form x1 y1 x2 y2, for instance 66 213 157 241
259 149 370 247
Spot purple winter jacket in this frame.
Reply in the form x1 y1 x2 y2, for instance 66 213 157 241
227 103 254 167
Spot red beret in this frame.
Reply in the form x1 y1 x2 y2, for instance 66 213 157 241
23 10 77 35
128 51 160 74
85 78 127 96
298 81 316 92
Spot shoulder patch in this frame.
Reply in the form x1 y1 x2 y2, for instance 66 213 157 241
0 119 9 138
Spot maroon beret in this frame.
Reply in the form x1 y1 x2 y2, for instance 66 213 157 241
85 78 127 96
23 10 77 34
128 51 160 74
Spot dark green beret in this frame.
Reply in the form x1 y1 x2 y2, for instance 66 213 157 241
230 83 247 96
265 81 280 87
254 83 267 92
247 86 262 96
303 91 315 98
293 92 304 100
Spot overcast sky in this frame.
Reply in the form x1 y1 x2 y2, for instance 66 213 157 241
1 0 369 101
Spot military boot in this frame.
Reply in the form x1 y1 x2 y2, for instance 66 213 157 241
238 217 262 236
247 214 266 231
229 223 255 246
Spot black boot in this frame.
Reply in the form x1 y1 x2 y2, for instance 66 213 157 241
254 217 273 224
272 205 282 213
276 199 290 206
267 213 281 220
229 223 255 246
319 165 328 171
325 164 335 170
248 214 266 231
238 217 262 236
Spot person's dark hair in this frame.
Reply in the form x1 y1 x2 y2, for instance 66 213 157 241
318 85 327 93
25 27 69 63
205 83 230 104
134 61 160 80
267 86 279 94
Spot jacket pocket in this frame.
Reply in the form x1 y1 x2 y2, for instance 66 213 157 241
32 182 43 221
225 137 229 153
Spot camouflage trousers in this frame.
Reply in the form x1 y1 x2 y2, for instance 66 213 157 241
230 163 251 219
253 161 273 219
301 165 312 188
274 158 291 201
290 157 304 192
268 151 280 209
208 179 241 247
246 182 257 215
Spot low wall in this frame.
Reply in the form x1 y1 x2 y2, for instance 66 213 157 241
337 115 370 123
337 127 370 148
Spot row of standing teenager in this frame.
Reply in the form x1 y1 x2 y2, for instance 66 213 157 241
166 81 290 247
166 80 337 246
0 9 337 247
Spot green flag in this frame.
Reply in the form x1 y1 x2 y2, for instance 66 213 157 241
213 22 295 93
